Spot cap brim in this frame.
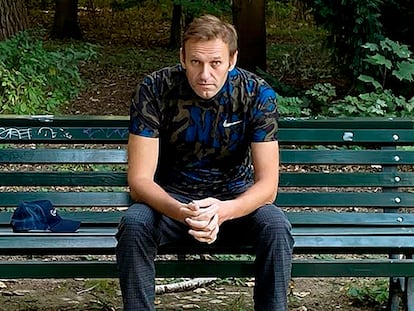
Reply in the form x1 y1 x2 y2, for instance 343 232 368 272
50 219 81 233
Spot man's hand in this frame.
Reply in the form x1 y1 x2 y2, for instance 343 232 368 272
184 198 221 244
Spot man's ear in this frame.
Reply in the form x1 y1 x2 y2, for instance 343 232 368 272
180 48 186 69
228 50 238 71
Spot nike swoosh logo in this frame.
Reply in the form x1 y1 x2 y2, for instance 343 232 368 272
223 119 242 128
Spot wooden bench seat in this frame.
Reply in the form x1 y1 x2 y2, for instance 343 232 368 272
1 115 414 309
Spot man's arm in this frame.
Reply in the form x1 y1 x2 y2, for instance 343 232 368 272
127 133 198 222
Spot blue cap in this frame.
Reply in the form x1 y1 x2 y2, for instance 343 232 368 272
10 200 81 233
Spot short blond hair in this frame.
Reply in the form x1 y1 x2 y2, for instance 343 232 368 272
182 14 238 57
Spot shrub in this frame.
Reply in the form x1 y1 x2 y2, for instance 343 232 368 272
0 30 97 115
346 278 388 306
329 38 414 117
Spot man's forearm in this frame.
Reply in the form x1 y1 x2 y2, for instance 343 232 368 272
129 179 187 222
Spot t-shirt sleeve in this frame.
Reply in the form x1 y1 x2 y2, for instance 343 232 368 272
129 76 160 138
251 83 279 142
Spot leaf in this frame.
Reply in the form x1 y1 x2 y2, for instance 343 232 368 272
382 38 411 59
362 42 378 52
358 75 382 90
365 54 392 69
392 61 414 81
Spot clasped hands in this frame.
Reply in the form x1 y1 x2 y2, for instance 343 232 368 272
181 197 221 244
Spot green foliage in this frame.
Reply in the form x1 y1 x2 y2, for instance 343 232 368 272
0 30 97 115
304 82 336 115
277 96 310 118
256 68 311 118
304 0 384 78
328 38 414 117
271 37 414 118
174 0 231 16
330 89 414 117
346 278 388 306
360 38 414 90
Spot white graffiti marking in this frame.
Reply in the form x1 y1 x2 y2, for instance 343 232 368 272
0 127 32 140
38 127 73 139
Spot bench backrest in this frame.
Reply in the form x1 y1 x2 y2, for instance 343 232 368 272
1 115 414 229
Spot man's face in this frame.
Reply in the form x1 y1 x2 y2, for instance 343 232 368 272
180 38 238 100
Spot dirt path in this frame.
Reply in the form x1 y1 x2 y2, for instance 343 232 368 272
0 277 384 310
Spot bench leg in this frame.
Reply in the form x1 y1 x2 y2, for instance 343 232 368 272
406 253 414 311
388 276 404 311
407 276 414 311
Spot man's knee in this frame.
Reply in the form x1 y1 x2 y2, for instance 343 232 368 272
116 203 158 244
255 205 294 247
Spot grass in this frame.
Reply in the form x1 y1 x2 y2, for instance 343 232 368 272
100 46 178 75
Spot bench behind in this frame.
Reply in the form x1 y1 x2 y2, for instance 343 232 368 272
1 115 414 283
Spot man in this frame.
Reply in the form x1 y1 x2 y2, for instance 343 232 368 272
116 14 294 311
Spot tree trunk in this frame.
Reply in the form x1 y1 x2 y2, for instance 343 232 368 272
232 0 266 72
0 0 28 41
169 4 182 49
51 0 82 39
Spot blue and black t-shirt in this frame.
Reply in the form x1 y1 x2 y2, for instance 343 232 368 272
130 64 278 199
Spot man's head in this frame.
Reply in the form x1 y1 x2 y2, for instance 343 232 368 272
180 14 238 99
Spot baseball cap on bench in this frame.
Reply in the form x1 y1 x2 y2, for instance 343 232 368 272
10 200 81 233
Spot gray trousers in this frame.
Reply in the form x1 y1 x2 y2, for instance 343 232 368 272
116 196 294 311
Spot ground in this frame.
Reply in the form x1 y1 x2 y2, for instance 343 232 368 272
0 276 388 310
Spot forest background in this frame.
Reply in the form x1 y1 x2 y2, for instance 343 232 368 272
0 0 413 118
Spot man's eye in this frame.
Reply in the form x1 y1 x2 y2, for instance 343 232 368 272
191 60 200 65
212 61 221 67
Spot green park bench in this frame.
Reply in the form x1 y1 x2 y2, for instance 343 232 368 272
0 115 413 310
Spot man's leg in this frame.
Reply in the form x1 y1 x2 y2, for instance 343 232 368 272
218 204 294 311
252 204 294 311
115 202 188 311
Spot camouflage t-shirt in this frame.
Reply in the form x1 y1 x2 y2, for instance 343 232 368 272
130 64 278 199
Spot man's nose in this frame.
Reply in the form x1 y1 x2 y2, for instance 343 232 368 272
200 64 211 80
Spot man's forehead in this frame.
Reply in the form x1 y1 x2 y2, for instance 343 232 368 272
184 39 230 58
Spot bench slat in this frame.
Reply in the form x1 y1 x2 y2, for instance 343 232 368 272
0 192 412 208
0 192 132 207
278 118 414 129
0 226 413 237
2 171 413 187
2 149 413 165
0 149 126 163
3 126 414 144
0 126 128 143
0 259 414 278
277 192 414 207
279 129 414 144
281 150 414 165
0 211 413 226
0 172 127 186
1 232 414 255
280 172 414 187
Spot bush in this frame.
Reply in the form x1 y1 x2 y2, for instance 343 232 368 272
329 38 414 117
0 30 97 115
274 37 414 118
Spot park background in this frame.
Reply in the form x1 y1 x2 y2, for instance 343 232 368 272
0 0 414 310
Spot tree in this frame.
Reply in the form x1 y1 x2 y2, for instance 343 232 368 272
168 1 232 49
169 4 183 49
232 0 266 72
51 0 82 39
381 0 414 49
0 0 29 41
